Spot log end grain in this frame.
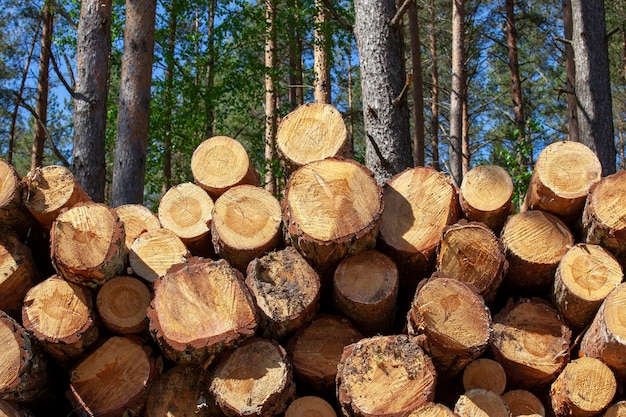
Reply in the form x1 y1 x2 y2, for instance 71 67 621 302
462 358 507 396
0 231 37 314
114 204 161 254
96 275 151 335
129 228 190 283
502 389 546 417
603 401 626 417
454 388 510 417
407 402 458 417
285 396 337 417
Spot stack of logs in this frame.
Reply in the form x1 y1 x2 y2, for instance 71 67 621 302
1 102 626 417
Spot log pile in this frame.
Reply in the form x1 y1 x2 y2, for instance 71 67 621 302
0 109 625 417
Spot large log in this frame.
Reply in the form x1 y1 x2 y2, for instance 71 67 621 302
96 275 151 335
0 160 38 239
454 388 510 417
0 230 38 316
114 204 161 255
501 390 545 417
461 358 507 396
128 228 190 283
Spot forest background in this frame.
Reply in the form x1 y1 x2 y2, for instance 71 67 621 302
1 0 625 210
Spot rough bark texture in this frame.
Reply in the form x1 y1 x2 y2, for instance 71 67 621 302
264 0 278 194
506 0 527 168
313 0 331 104
408 2 425 166
448 0 465 186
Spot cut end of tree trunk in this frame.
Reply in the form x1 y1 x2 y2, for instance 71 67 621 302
454 388 510 417
407 402 458 417
285 396 337 417
96 275 151 335
0 231 37 315
501 389 545 417
129 228 190 283
114 203 161 254
603 401 626 417
462 358 507 396
0 160 38 239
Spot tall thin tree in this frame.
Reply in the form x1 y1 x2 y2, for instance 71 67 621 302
162 0 177 196
562 0 579 142
287 0 303 110
449 0 465 185
408 1 425 166
314 0 331 104
264 0 278 194
429 0 440 170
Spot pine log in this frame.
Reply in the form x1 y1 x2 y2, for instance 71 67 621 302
282 158 383 278
285 396 337 417
211 184 282 272
579 282 626 380
0 160 38 239
147 258 257 365
524 141 601 223
501 390 545 417
50 202 126 287
209 338 296 417
190 136 260 200
22 165 91 231
0 230 38 316
332 250 398 335
22 275 99 365
0 401 34 417
276 103 349 175
158 182 214 257
550 357 616 417
603 401 626 417
459 165 514 232
245 246 320 341
462 358 507 395
490 298 572 390
128 228 190 283
114 204 161 254
407 403 458 417
406 277 491 380
336 334 437 417
454 388 510 417
96 276 150 335
500 210 574 295
436 221 507 304
286 315 362 396
68 336 157 417
552 243 623 329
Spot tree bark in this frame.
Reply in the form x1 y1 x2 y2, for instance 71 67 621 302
449 0 465 186
287 0 304 110
562 0 579 142
408 1 425 166
454 389 510 417
506 0 527 168
429 0 440 170
501 390 545 417
264 0 278 194
129 228 190 283
114 203 161 254
462 358 507 395
314 0 331 104
96 275 151 335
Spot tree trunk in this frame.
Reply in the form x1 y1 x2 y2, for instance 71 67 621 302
506 0 527 167
429 0 440 171
286 396 336 417
454 389 510 417
0 231 37 317
562 0 579 142
129 228 190 283
114 203 161 254
449 0 465 186
96 275 151 335
162 0 177 195
264 0 278 194
462 358 507 395
111 0 157 206
501 390 545 417
287 0 304 110
408 1 425 166
72 0 111 202
314 0 331 104
205 0 217 138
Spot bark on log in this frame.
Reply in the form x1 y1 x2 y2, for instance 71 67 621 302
462 358 507 395
276 103 349 175
209 338 296 417
406 277 491 380
245 246 320 341
454 389 510 417
332 250 398 335
603 401 626 417
0 401 35 417
336 334 437 417
67 336 156 417
128 228 190 283
114 204 161 254
459 165 513 233
96 276 150 335
0 230 38 316
0 160 38 239
490 298 572 390
550 357 616 417
501 390 545 417
285 396 337 417
211 184 282 273
436 221 507 304
524 141 601 223
147 258 257 365
50 202 126 288
190 136 260 200
552 243 622 329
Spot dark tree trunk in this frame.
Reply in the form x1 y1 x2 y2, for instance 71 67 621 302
449 0 465 186
506 0 527 169
408 1 425 166
429 0 440 171
562 0 579 142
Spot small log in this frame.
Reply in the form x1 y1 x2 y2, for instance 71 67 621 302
0 230 38 316
245 246 320 341
603 401 626 417
490 298 572 390
285 396 337 417
276 103 349 175
22 275 99 365
114 204 161 254
550 357 616 417
406 277 491 380
407 403 458 417
501 390 545 417
212 184 282 273
129 228 190 283
0 400 35 417
500 210 574 295
462 358 507 395
436 221 507 304
524 141 601 223
552 243 623 329
454 388 510 417
332 250 398 335
190 136 259 200
147 258 257 365
68 336 157 417
282 158 383 278
0 160 38 239
209 338 296 417
50 202 126 287
158 182 214 257
96 276 151 335
459 165 513 232
336 334 437 417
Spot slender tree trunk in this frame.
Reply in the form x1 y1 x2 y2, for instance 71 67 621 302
562 0 579 142
32 2 53 170
408 1 425 166
72 0 112 202
162 0 177 196
314 0 331 104
264 0 278 194
205 0 216 138
449 0 465 185
111 0 157 206
462 93 469 175
287 0 303 110
429 0 440 171
347 44 355 158
506 0 527 170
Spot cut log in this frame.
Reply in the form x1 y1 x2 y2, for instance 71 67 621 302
209 338 296 417
436 221 507 304
245 246 320 341
552 243 623 329
501 390 545 417
490 298 572 390
459 165 514 233
500 210 574 295
336 334 437 417
158 182 214 257
579 282 626 380
285 396 337 417
190 136 260 200
276 103 349 175
406 277 491 380
96 275 151 335
22 165 91 231
211 184 282 273
147 258 257 365
550 357 616 417
524 141 601 223
114 203 161 254
407 403 458 417
603 401 626 417
282 158 383 278
0 160 38 239
22 275 99 365
0 230 38 316
68 336 156 417
286 315 362 396
332 250 398 335
128 228 190 283
454 388 510 417
462 358 507 395
50 202 126 288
